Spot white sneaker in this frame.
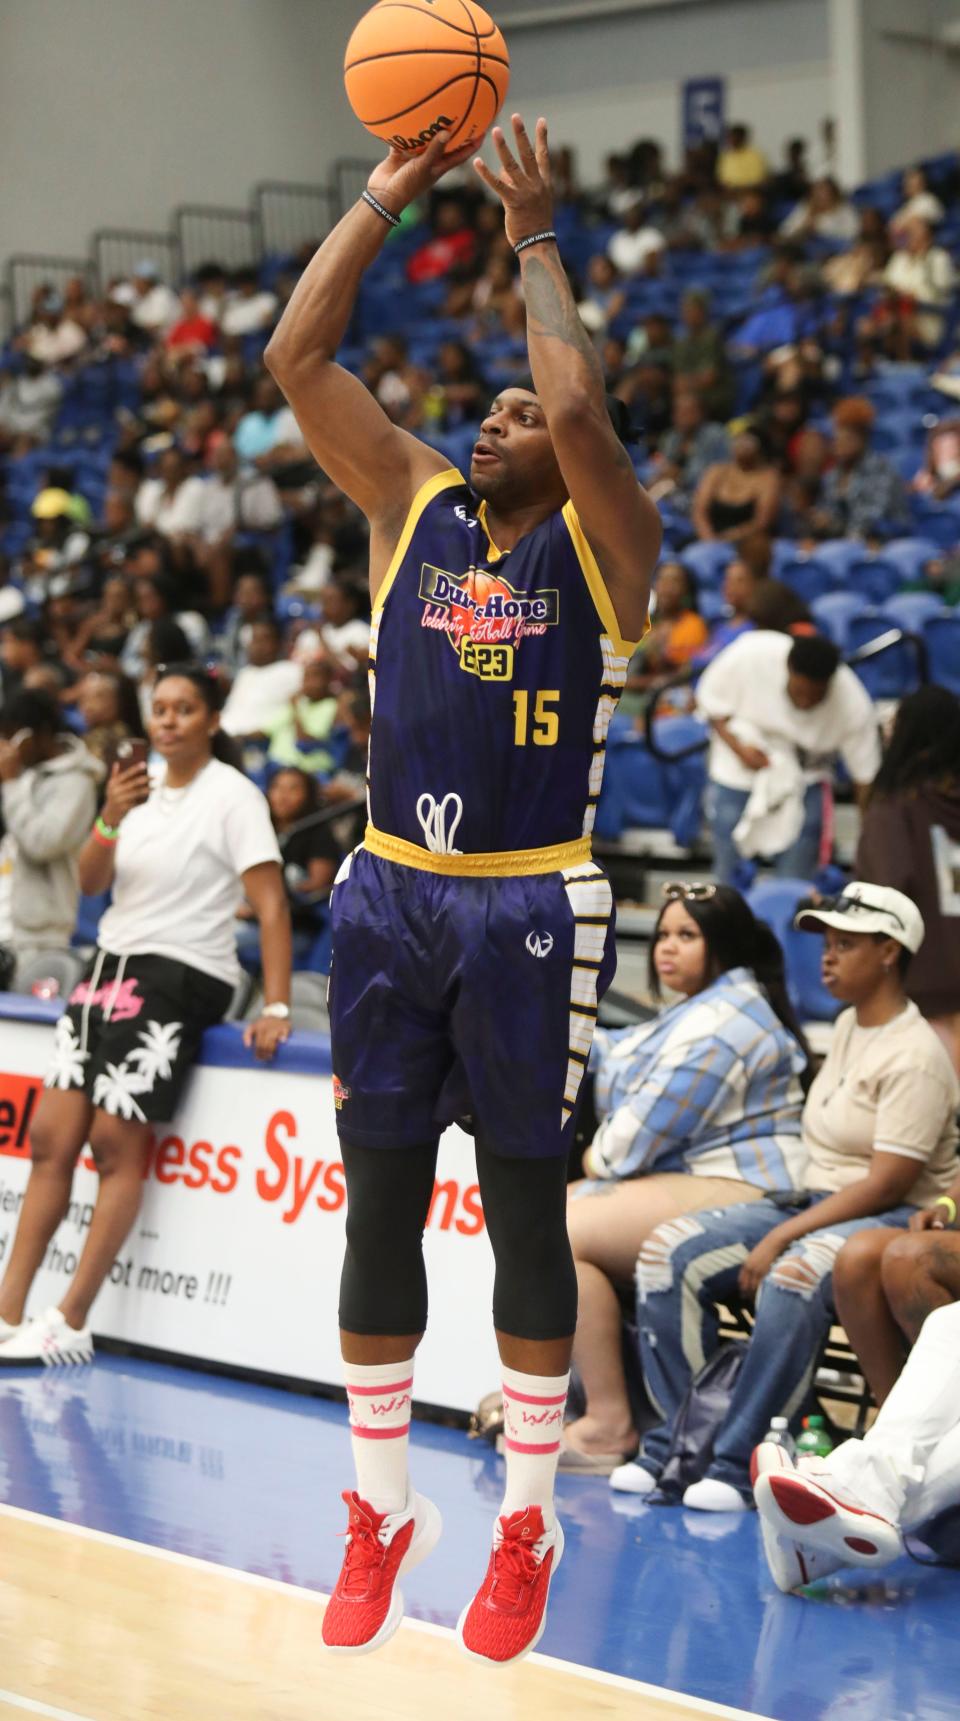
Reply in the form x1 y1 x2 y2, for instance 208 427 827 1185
0 1315 22 1343
752 1442 901 1584
682 1476 750 1512
609 1459 658 1495
752 1441 843 1590
0 1307 93 1367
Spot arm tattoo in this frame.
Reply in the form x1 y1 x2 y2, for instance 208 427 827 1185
524 254 604 384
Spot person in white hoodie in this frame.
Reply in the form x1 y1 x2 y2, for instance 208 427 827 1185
0 688 104 981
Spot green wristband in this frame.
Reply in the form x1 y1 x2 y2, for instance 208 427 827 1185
95 815 120 840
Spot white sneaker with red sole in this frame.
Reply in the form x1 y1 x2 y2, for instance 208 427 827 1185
321 1487 441 1655
0 1307 92 1366
457 1505 563 1666
751 1439 902 1587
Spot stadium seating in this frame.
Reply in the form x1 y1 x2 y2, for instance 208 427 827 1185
746 878 842 1023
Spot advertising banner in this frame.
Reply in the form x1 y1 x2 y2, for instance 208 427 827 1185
0 1016 501 1414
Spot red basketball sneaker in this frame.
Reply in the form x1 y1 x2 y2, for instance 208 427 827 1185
322 1488 442 1655
457 1506 564 1665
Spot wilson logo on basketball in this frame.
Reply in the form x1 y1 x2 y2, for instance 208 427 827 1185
388 115 453 152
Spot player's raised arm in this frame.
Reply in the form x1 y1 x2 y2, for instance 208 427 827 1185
264 132 477 528
474 116 661 642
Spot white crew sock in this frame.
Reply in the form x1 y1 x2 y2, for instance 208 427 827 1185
344 1357 415 1514
500 1365 570 1530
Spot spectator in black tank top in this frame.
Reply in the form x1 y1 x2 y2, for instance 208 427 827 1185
692 426 781 544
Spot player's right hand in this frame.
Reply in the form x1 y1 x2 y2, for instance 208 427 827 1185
367 128 483 215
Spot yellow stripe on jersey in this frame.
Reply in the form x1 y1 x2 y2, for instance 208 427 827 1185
561 499 649 660
364 823 592 876
372 467 464 617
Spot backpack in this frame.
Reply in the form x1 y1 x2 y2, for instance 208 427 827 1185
650 1339 748 1502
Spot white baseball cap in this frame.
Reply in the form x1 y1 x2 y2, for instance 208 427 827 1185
794 883 924 954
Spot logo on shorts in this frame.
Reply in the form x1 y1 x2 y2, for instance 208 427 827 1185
332 1075 351 1110
525 932 554 959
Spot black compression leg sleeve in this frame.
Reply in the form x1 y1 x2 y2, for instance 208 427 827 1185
338 1137 439 1335
475 1138 578 1341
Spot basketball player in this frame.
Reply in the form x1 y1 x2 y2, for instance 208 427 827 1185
265 115 660 1664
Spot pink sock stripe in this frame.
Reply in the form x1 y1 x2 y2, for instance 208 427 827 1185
503 1435 562 1456
350 1423 411 1440
345 1376 413 1396
502 1384 568 1407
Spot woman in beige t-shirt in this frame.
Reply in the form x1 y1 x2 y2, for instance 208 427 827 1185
613 883 959 1511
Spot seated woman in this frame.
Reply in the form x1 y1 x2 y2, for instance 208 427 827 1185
561 884 808 1471
622 563 708 706
691 427 781 545
622 883 960 1509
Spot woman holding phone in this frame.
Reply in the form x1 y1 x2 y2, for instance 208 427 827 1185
0 663 293 1365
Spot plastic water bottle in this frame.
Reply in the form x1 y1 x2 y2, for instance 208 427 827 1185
764 1415 797 1459
796 1414 834 1459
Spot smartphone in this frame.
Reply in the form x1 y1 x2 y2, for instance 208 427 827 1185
116 737 149 771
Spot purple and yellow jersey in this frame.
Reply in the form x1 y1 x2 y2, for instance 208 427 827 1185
365 468 646 876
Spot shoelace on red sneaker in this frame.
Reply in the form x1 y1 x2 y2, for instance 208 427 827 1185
488 1536 541 1610
339 1495 389 1596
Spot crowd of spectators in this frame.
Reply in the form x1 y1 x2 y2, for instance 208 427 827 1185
0 120 959 979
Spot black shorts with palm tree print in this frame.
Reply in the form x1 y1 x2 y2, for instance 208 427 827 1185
45 951 232 1124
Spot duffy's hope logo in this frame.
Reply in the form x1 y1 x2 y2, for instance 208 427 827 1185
418 564 559 680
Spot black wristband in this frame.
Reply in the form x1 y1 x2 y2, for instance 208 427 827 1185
362 189 402 229
513 229 558 256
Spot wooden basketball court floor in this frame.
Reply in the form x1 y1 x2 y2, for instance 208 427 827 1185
0 1355 958 1720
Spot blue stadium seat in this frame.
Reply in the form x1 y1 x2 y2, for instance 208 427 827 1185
72 890 110 949
883 593 948 633
746 878 841 1023
844 557 899 604
810 592 864 649
847 612 923 698
678 541 734 587
923 614 960 694
811 540 865 583
882 537 941 582
779 558 834 604
697 591 728 625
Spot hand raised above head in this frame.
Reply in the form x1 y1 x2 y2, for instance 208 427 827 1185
473 115 554 248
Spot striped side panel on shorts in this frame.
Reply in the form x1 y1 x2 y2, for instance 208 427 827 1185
583 634 631 837
560 860 613 1127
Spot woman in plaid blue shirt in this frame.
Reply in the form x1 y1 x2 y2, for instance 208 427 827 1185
562 883 808 1471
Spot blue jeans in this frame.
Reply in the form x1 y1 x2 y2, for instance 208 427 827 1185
635 1196 918 1498
706 779 823 887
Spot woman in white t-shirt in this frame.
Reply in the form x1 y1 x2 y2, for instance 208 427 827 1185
0 664 292 1365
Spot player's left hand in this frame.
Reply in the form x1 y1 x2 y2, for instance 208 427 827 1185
738 1233 785 1300
474 115 554 248
244 1015 291 1062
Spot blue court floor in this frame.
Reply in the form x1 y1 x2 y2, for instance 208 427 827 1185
0 1355 957 1720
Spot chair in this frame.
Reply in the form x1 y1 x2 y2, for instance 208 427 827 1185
779 559 834 605
698 591 728 625
810 541 864 583
746 878 841 1023
847 612 922 698
810 592 864 650
923 614 960 694
881 537 941 582
678 541 734 588
883 593 947 634
844 558 899 604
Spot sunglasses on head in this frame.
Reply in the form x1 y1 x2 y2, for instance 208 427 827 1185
814 891 906 932
662 882 717 903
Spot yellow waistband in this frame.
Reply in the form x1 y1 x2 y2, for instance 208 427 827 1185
363 823 592 877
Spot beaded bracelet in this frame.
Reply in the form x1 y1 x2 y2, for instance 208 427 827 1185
92 815 119 847
362 189 402 229
513 229 558 256
934 1195 958 1225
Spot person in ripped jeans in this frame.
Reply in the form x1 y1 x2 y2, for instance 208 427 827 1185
614 884 960 1510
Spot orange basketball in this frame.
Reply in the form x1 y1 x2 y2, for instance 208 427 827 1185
344 0 510 155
